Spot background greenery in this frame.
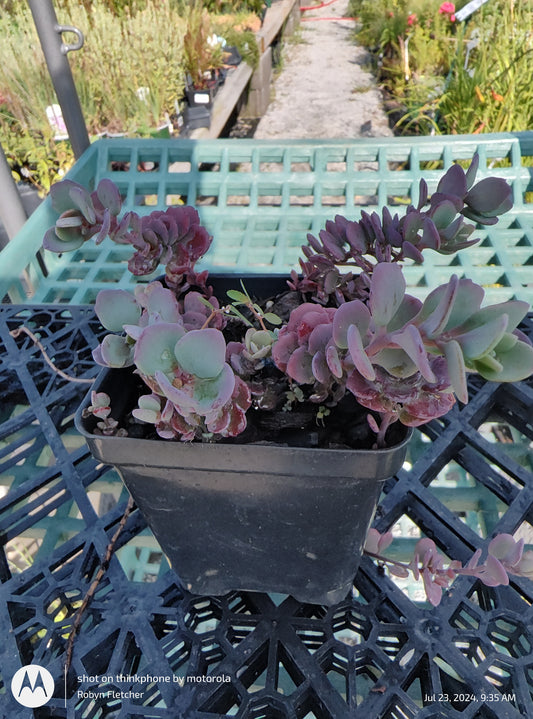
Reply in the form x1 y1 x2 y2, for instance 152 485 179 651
0 0 261 192
349 0 533 137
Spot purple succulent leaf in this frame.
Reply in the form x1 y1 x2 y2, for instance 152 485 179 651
419 278 484 333
345 220 367 253
326 344 343 378
402 241 424 263
437 223 477 254
436 163 467 199
94 289 142 332
311 351 330 384
443 339 468 404
391 324 436 382
347 324 375 381
419 274 459 337
488 534 524 566
174 328 227 379
423 569 443 607
319 230 346 262
402 210 423 244
43 226 85 253
430 199 460 231
417 178 428 210
369 263 406 327
137 281 182 323
421 217 441 250
93 208 112 245
464 177 513 217
69 184 96 224
386 294 422 332
465 548 483 570
287 346 315 384
56 213 83 230
332 300 371 349
271 331 299 372
95 334 134 368
479 555 510 587
438 215 464 242
465 153 479 190
308 323 334 354
430 191 463 213
49 180 87 214
461 207 500 226
134 323 186 376
323 269 339 295
305 232 323 254
96 178 122 216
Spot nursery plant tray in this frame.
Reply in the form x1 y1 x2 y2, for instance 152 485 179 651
2 132 533 304
0 304 533 717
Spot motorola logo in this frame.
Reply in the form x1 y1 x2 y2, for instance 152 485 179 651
10 664 55 708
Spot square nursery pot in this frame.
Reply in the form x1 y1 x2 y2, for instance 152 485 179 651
75 275 411 606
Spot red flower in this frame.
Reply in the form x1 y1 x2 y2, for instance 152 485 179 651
407 13 417 26
439 2 455 21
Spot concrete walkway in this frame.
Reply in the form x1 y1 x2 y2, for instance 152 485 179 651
254 0 392 140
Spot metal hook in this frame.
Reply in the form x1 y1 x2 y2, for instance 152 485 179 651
55 24 84 54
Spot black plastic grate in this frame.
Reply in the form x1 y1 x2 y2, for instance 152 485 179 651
0 306 532 718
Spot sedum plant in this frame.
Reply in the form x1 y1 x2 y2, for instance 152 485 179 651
44 155 533 450
44 154 533 604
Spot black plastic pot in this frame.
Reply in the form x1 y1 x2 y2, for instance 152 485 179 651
75 275 412 605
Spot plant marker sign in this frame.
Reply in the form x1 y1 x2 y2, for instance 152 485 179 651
455 0 490 22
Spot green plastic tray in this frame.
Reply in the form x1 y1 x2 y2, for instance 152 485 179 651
2 133 533 304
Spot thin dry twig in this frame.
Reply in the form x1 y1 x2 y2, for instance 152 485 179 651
9 326 94 384
64 495 136 677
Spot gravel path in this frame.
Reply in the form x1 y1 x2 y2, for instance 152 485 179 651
254 0 392 140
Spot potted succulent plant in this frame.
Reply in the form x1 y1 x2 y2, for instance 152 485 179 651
42 155 533 605
181 4 228 129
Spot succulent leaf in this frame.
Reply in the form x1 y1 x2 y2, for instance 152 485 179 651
369 263 406 327
347 324 375 381
174 328 227 379
95 289 142 332
443 340 468 404
134 323 186 376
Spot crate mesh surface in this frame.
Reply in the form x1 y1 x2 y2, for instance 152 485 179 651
2 134 533 305
0 305 532 718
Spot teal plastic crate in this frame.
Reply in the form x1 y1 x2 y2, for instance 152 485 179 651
2 133 533 304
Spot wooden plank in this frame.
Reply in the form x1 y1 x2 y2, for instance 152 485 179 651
257 0 300 52
189 0 299 139
190 62 253 139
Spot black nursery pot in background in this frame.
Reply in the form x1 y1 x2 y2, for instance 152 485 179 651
75 369 410 606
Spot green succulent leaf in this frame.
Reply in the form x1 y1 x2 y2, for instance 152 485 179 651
134 323 186 376
174 328 226 379
99 334 133 368
454 314 508 360
443 339 468 404
95 289 142 332
473 340 533 382
372 347 416 378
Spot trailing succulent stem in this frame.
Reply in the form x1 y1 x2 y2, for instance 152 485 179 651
43 155 533 446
